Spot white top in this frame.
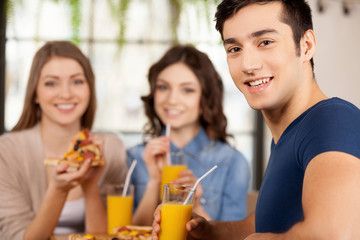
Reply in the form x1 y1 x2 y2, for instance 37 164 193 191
53 198 85 234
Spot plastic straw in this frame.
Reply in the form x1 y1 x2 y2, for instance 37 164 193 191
165 124 171 165
183 165 218 205
122 159 137 197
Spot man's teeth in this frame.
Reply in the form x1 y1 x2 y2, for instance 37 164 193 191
249 78 271 87
57 104 75 110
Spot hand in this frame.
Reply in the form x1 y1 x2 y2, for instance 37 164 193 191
152 204 162 240
81 135 105 190
173 169 204 208
81 161 104 191
152 205 212 240
186 212 214 240
48 158 93 193
89 134 105 156
142 136 170 182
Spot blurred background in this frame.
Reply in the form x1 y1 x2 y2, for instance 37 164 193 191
1 0 360 190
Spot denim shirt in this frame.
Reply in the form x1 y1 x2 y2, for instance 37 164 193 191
127 128 250 221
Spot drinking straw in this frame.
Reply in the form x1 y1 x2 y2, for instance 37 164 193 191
122 159 137 197
183 165 218 205
165 123 171 165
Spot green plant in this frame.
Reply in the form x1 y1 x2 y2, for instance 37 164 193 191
67 0 81 44
169 0 182 44
6 0 222 46
50 0 82 44
5 0 21 27
107 0 131 47
169 0 222 43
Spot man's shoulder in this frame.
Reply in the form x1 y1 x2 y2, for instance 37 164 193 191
312 97 359 113
303 97 360 123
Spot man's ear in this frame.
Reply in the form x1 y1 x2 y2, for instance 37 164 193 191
301 29 316 62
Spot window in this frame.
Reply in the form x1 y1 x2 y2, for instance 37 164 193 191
4 0 259 188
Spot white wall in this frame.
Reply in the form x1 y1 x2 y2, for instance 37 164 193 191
310 0 360 108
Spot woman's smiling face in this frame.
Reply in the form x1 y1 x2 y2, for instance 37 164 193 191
36 56 90 127
154 62 202 133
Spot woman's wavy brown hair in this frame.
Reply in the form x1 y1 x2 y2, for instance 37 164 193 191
12 41 96 131
142 45 231 143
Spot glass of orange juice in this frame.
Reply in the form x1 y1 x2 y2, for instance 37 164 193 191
106 184 134 234
161 165 187 199
160 152 187 200
159 184 196 240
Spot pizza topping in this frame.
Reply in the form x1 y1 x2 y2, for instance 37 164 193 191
44 128 104 167
115 225 152 239
67 226 152 240
83 234 95 240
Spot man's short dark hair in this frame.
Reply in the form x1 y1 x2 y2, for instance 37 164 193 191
215 0 314 69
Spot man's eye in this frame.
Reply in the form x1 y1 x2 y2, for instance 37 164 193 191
228 47 240 53
260 40 273 47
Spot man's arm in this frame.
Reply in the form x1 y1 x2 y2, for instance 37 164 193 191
245 151 360 240
187 213 255 240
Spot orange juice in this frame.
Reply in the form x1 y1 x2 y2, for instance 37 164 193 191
159 202 193 240
161 165 187 199
107 195 133 234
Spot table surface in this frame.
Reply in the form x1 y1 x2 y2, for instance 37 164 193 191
51 233 116 240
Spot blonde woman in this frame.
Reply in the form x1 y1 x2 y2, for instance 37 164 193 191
0 41 127 240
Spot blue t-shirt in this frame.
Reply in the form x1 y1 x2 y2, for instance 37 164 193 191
127 128 250 221
255 98 360 233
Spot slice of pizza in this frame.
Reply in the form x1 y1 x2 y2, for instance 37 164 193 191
67 226 153 240
68 234 111 240
115 225 153 240
44 128 105 167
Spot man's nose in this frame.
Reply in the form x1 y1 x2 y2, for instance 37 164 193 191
240 49 262 74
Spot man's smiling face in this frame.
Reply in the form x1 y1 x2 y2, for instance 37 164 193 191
223 2 305 111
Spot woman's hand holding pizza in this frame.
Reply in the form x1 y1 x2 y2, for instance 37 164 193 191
81 134 105 191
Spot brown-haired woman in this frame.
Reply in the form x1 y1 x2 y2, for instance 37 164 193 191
0 41 127 239
127 45 250 225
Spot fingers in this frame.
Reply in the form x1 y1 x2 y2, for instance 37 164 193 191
89 134 105 156
173 169 198 186
65 159 92 183
55 159 92 184
56 163 69 174
76 158 92 176
186 213 209 239
152 205 162 239
143 137 170 159
143 137 170 180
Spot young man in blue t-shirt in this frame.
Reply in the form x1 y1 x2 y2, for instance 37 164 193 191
152 0 360 239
